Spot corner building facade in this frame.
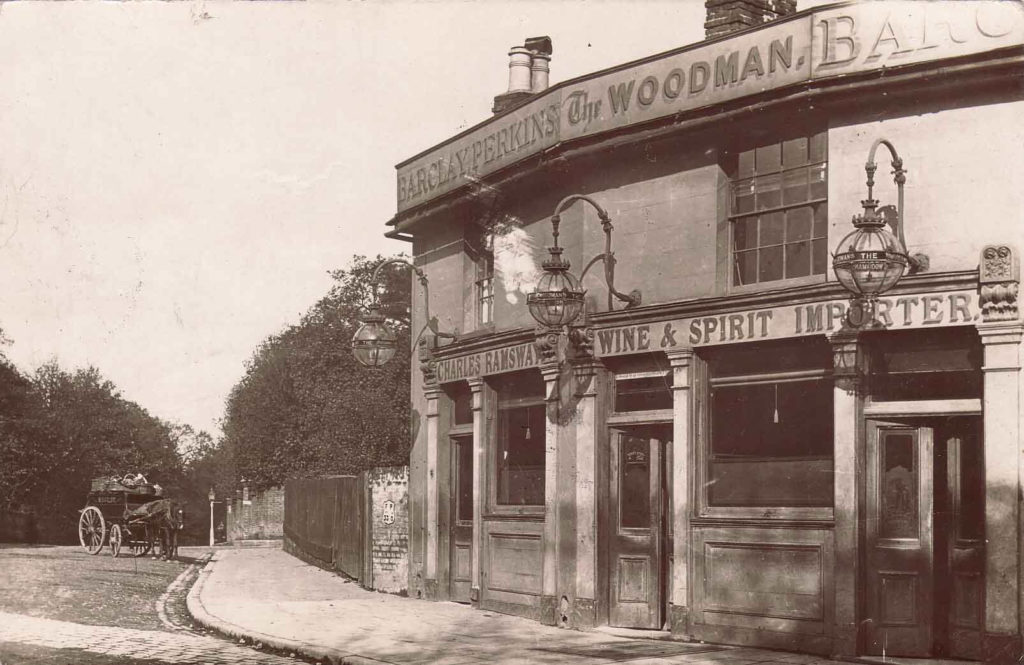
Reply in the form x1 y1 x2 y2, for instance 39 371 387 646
386 3 1024 662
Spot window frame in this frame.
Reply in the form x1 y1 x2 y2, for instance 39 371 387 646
697 361 835 522
485 372 547 519
724 129 829 293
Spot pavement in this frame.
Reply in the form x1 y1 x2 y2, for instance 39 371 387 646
187 546 842 665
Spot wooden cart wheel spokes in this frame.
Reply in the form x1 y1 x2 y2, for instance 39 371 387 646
109 524 123 558
78 506 106 555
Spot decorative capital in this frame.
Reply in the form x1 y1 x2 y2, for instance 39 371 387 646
567 325 594 359
980 245 1019 323
418 336 438 387
534 325 562 366
829 330 865 392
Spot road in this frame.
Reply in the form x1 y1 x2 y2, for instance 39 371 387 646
0 545 309 665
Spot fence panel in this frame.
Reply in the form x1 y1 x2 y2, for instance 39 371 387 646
332 475 363 581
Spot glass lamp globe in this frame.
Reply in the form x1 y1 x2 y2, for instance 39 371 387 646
527 247 586 328
351 305 397 367
833 199 908 299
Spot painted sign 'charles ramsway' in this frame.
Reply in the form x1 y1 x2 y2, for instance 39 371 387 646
396 1 1023 212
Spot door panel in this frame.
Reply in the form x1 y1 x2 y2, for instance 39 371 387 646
449 436 473 603
609 426 669 629
943 419 984 660
866 422 934 656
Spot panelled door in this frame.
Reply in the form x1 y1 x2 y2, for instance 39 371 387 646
449 435 473 603
609 425 669 629
939 418 984 660
866 421 934 657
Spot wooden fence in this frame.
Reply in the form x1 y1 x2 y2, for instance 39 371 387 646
284 475 369 584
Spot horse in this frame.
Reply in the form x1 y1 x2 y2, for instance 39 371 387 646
126 499 184 561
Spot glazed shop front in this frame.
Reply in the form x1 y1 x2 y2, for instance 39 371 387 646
421 270 1020 660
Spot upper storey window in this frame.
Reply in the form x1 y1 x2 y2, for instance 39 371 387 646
729 131 828 287
466 226 495 328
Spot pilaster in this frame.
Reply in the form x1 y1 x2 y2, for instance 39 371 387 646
539 360 561 626
423 383 443 599
666 348 694 639
829 328 865 658
978 244 1022 664
573 357 601 630
468 377 484 606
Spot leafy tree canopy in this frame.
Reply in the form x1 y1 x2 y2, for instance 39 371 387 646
223 254 412 489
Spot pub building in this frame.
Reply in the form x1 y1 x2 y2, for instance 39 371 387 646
355 1 1024 662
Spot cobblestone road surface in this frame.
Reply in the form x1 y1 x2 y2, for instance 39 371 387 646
0 611 304 665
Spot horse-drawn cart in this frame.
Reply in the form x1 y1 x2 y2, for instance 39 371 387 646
78 475 163 557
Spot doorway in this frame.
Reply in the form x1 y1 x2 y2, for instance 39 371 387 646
449 435 473 603
865 416 984 659
608 423 671 629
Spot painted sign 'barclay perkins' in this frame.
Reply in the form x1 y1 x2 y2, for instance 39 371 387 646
396 1 1023 212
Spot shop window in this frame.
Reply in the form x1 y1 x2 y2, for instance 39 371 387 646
728 131 827 287
868 328 982 402
704 339 833 509
493 372 545 507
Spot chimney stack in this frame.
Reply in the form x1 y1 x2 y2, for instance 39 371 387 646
493 36 553 115
704 0 796 39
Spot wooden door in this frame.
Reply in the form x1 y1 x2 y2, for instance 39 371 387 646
449 436 473 603
609 427 666 628
866 422 934 656
942 419 984 660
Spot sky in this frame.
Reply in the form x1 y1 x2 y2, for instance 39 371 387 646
0 0 829 436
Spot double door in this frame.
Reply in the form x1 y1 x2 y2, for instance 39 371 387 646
608 424 671 629
866 417 984 659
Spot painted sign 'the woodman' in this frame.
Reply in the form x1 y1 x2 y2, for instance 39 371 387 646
385 2 1024 663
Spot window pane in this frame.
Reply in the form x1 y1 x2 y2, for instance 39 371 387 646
620 436 651 528
759 245 784 282
449 383 473 426
881 433 918 538
760 212 784 246
809 163 827 200
785 241 811 278
783 137 808 167
615 376 673 412
496 402 545 506
456 438 473 523
786 207 812 241
755 172 781 210
733 217 757 251
709 379 833 507
783 168 809 205
809 131 827 163
734 250 757 286
755 143 781 173
733 178 755 214
737 149 755 179
812 202 828 238
812 238 827 275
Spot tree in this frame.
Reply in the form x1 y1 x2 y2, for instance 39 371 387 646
223 254 412 488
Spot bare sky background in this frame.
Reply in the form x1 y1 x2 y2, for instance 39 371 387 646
0 0 829 437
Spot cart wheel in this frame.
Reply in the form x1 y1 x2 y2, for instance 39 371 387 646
109 524 123 558
78 506 105 555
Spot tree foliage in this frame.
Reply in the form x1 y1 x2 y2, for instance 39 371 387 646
223 254 412 488
0 359 189 542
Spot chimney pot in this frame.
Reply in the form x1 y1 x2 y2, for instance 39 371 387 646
507 46 533 93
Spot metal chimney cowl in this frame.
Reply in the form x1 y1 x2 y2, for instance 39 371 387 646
493 36 553 115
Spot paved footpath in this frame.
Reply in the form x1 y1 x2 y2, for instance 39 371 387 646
189 547 840 665
0 610 302 665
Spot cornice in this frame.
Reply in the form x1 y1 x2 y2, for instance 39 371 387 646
387 47 1023 236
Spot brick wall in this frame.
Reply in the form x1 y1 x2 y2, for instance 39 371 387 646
367 466 409 594
228 486 284 541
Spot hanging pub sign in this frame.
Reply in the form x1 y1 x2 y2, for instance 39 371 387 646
594 289 982 358
396 1 1024 213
